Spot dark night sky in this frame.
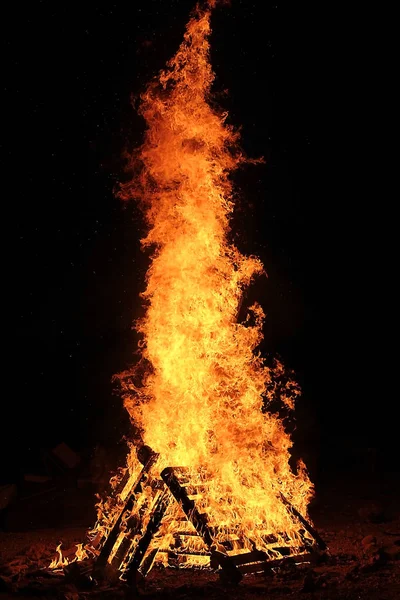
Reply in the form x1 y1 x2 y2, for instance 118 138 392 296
4 1 394 479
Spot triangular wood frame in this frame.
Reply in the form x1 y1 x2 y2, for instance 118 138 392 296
80 451 326 586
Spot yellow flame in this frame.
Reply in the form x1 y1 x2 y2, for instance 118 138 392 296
115 1 313 553
52 2 314 573
48 543 88 570
49 544 68 570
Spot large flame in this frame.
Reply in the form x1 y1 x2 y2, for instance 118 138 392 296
115 1 313 551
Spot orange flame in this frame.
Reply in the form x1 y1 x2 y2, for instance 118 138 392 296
49 543 88 570
115 1 313 553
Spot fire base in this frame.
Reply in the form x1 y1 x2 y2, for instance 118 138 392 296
68 447 327 587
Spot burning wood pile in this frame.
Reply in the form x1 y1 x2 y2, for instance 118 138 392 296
47 0 327 591
50 444 325 588
4 3 400 599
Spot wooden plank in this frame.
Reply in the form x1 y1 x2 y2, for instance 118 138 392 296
161 467 242 585
280 492 327 551
237 552 312 575
230 549 267 566
124 488 172 585
237 562 272 575
92 450 159 574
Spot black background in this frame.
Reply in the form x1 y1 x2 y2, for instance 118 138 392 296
4 1 395 482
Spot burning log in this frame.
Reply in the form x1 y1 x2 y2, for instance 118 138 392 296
279 492 327 552
161 467 242 584
124 488 172 584
90 447 159 578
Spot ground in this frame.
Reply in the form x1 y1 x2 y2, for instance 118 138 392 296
0 472 399 599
